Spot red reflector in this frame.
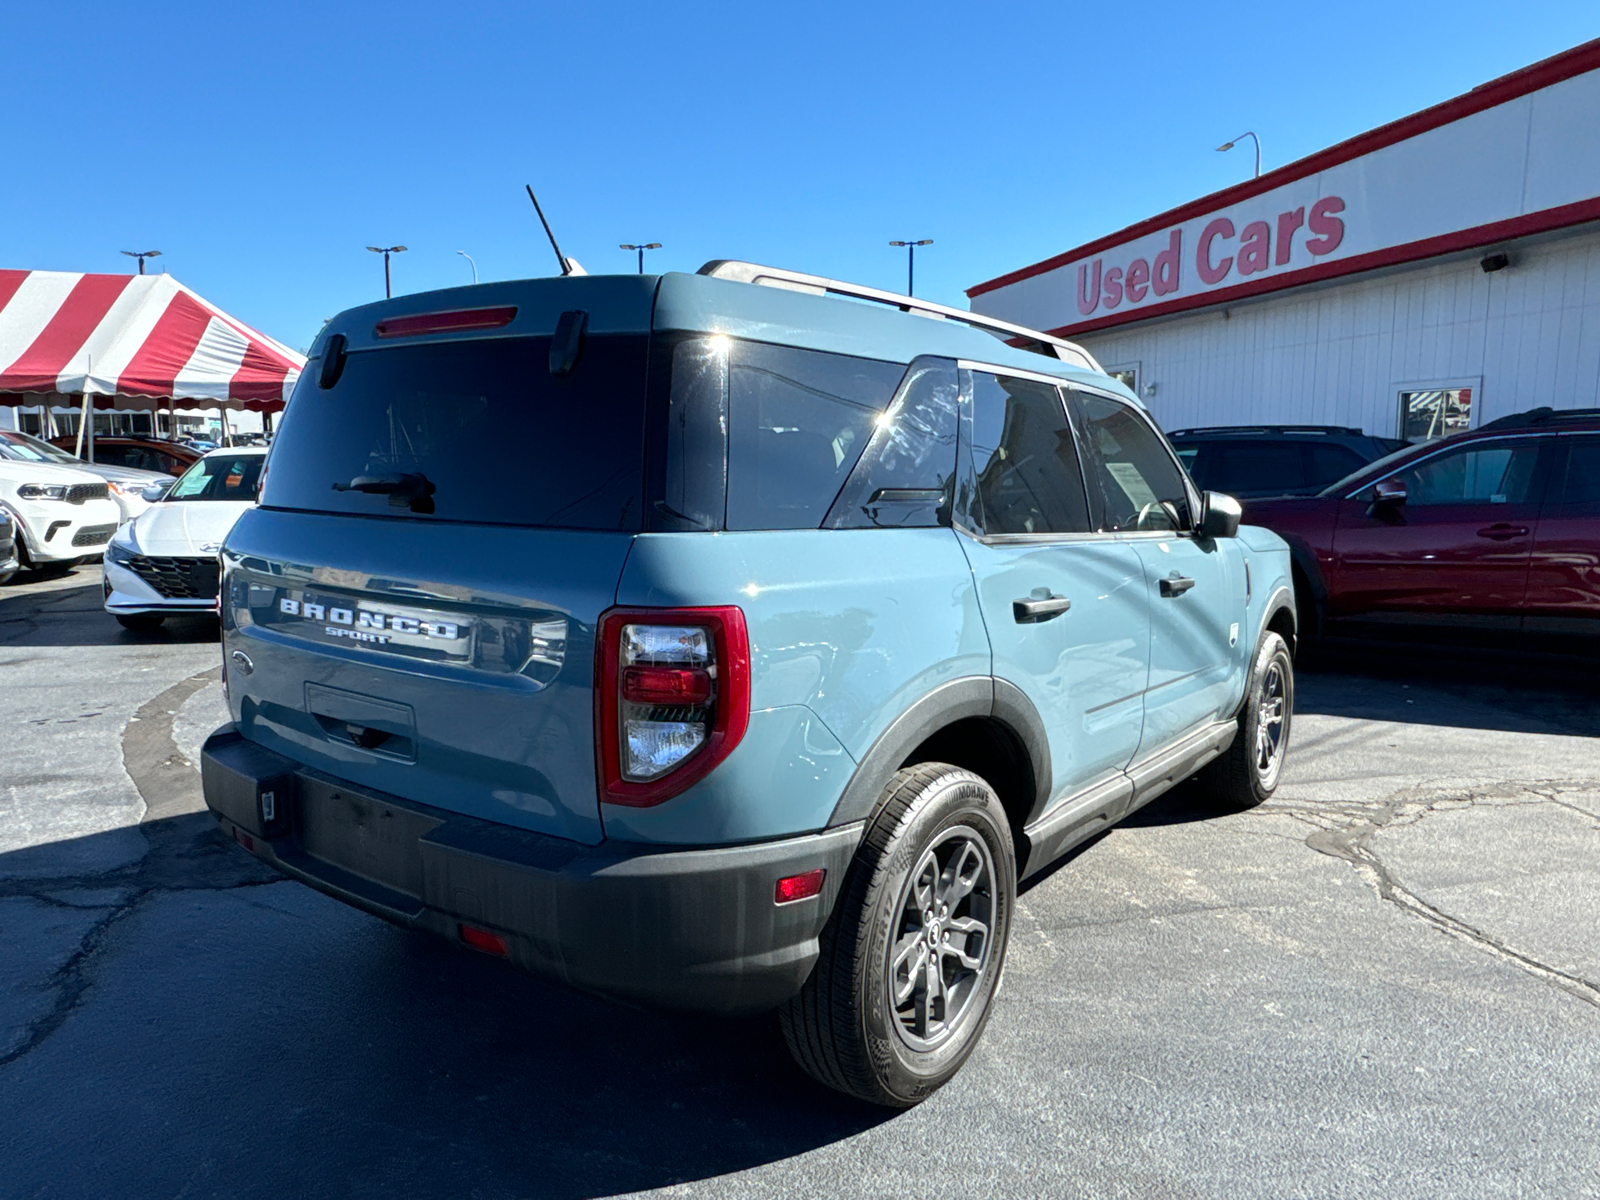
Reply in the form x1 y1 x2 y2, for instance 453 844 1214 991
374 306 518 339
621 665 714 705
775 868 826 905
459 923 509 957
232 827 254 852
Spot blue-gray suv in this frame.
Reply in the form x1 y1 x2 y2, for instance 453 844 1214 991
202 262 1297 1106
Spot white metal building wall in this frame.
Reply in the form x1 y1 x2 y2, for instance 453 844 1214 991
1080 226 1600 436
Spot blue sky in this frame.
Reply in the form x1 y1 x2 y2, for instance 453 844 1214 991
4 1 1596 352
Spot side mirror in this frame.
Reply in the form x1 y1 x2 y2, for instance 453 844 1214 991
1373 477 1407 506
142 479 174 503
1198 490 1241 539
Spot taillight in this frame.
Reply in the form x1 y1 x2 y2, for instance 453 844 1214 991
596 606 750 807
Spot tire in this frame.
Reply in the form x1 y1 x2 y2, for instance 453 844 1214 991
115 613 166 633
780 763 1015 1107
1197 630 1293 809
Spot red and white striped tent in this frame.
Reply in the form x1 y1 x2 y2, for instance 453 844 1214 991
0 269 303 414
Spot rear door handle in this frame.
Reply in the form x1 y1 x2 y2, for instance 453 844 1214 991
1476 524 1530 540
1159 575 1196 597
1013 595 1072 623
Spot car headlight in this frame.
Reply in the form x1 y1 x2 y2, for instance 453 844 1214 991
17 483 68 500
107 481 144 497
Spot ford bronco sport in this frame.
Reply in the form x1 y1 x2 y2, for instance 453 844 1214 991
203 262 1297 1106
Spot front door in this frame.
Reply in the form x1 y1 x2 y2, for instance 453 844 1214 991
1330 436 1551 624
956 368 1149 806
1072 390 1241 754
1525 435 1600 628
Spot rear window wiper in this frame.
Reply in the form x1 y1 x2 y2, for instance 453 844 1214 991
334 472 437 514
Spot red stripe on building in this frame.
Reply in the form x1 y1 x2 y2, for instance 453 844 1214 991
115 293 213 398
967 38 1600 299
228 340 292 402
0 274 133 391
0 270 29 314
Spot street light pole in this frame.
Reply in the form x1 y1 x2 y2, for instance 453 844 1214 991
1215 131 1262 178
888 240 933 297
121 250 162 274
456 250 478 284
366 246 408 298
619 243 662 274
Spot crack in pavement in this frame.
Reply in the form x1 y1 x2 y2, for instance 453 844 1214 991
1 666 280 1070
1259 781 1600 1011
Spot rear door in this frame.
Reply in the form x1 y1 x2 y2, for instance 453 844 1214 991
1525 434 1600 628
224 285 657 846
1329 435 1551 623
956 367 1148 804
1074 391 1241 754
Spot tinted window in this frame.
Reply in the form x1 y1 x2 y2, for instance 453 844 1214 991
827 358 959 529
1391 441 1540 506
1558 439 1600 515
725 342 905 531
1203 442 1309 497
659 336 729 531
1307 443 1368 485
966 371 1090 536
167 454 264 502
263 336 648 529
1076 392 1190 532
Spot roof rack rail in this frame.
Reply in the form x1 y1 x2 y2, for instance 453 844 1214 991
1479 406 1600 430
697 260 1102 372
1168 424 1365 437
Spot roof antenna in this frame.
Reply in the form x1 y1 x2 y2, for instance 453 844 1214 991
525 185 585 276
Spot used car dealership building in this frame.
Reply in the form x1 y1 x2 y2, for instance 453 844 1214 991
968 40 1600 442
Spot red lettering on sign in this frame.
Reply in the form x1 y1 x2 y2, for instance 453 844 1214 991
1153 229 1182 295
1306 196 1345 255
1197 218 1235 285
1275 208 1305 265
1102 266 1124 309
1237 221 1271 276
1124 258 1150 303
1076 260 1102 316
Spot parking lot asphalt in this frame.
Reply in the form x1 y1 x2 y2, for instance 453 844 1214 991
2 566 1597 1200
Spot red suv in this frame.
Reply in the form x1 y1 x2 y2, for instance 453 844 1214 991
1243 407 1600 640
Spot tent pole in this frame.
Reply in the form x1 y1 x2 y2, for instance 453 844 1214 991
75 395 88 458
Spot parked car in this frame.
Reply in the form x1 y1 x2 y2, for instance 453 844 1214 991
49 434 205 477
201 265 1296 1107
0 505 18 584
4 431 172 521
1243 406 1600 638
103 447 267 631
0 448 122 574
1169 425 1408 499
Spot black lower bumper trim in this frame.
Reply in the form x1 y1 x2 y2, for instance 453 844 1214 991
202 728 862 1015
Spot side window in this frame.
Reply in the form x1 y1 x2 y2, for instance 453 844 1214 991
726 342 906 531
965 371 1091 536
1557 438 1600 516
1307 443 1368 486
826 358 959 529
1388 440 1540 506
660 336 730 531
1206 442 1310 496
1074 391 1191 532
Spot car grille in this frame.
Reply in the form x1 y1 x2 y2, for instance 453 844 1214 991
71 524 118 548
66 483 111 505
126 555 221 600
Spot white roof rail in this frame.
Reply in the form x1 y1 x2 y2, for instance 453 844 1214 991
696 260 1103 372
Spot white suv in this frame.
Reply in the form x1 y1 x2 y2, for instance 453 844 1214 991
0 454 122 574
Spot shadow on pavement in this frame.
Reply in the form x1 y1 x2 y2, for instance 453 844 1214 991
0 814 892 1198
0 578 219 647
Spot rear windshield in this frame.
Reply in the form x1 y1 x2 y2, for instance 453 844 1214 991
263 335 648 529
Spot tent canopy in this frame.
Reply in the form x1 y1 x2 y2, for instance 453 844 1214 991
0 270 304 412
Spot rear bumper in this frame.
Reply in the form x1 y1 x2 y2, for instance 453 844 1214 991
201 728 861 1015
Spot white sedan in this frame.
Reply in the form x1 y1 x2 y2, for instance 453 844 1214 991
103 447 267 631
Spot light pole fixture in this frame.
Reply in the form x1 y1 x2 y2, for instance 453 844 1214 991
456 250 478 284
889 240 933 297
1215 131 1262 178
121 250 162 274
619 243 662 274
366 245 408 298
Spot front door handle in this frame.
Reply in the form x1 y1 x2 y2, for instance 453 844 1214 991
1476 524 1530 540
1013 594 1072 623
1159 575 1196 597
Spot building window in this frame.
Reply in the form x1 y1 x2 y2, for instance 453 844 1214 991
1104 365 1139 396
1399 387 1472 440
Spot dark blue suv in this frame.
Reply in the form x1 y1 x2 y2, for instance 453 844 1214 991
203 263 1297 1105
